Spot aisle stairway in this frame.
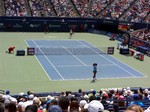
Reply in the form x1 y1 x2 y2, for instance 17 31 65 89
0 0 5 16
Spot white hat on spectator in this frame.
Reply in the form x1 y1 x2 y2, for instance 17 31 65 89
19 92 24 96
127 87 130 90
127 90 132 95
50 97 54 100
84 100 104 112
102 91 106 94
18 102 24 107
18 101 25 111
90 89 94 92
83 94 89 99
47 95 51 100
47 95 54 100
123 88 127 91
144 89 149 93
29 94 34 99
118 88 122 92
112 88 117 92
18 102 26 111
79 100 87 107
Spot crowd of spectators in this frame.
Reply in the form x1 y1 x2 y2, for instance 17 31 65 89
50 0 76 17
72 0 91 18
121 0 150 23
100 0 135 20
28 0 53 17
132 29 150 42
4 0 28 16
2 0 150 22
0 87 150 112
91 0 113 17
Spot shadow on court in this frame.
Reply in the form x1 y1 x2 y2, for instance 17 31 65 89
91 80 96 83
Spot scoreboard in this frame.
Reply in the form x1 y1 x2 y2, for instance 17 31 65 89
27 47 35 55
107 47 114 54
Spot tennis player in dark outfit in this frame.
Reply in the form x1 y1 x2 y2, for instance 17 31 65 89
93 63 97 81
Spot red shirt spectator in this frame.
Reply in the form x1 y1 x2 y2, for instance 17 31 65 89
7 46 15 54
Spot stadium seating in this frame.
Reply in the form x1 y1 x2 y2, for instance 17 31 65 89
50 0 77 17
1 87 150 112
121 0 150 23
4 0 28 16
99 0 135 20
1 0 149 22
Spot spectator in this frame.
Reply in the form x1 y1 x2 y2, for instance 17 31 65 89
5 102 17 112
60 91 66 98
125 104 144 112
47 99 59 112
0 102 5 112
48 105 62 112
129 93 144 107
17 102 24 112
84 100 104 112
68 100 80 112
25 104 38 112
79 100 87 112
3 90 12 103
58 97 69 112
143 93 149 100
23 94 34 108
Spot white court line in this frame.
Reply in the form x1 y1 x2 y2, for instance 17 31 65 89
52 76 147 81
57 64 115 67
34 45 61 48
77 40 137 77
24 40 52 81
82 40 146 77
62 46 86 66
32 40 65 80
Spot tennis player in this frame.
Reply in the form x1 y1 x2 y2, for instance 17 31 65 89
69 29 73 39
92 63 98 81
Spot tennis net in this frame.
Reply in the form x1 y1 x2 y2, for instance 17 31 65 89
33 46 112 55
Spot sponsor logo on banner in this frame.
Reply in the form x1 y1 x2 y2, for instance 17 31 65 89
13 23 22 28
30 24 41 28
119 22 133 26
49 24 61 28
0 23 5 28
103 20 114 24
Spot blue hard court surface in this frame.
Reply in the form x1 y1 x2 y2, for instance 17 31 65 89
26 40 145 81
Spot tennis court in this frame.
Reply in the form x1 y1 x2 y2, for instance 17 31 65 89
26 40 145 81
0 32 150 94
